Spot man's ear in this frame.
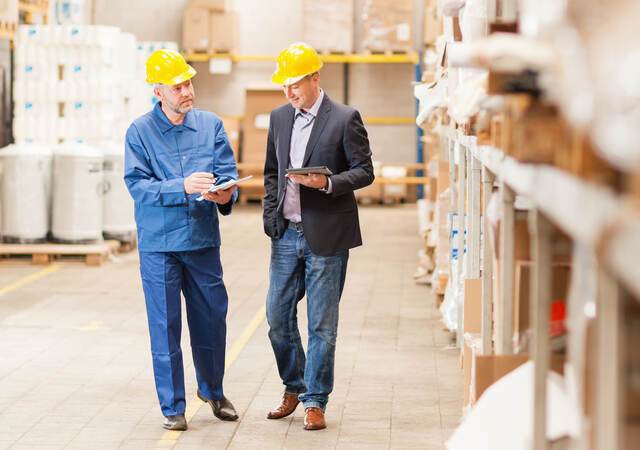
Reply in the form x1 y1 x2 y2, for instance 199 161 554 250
153 86 163 102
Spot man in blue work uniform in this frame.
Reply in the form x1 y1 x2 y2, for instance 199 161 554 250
124 49 239 431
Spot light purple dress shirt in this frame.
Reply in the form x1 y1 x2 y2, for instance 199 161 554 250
282 89 331 223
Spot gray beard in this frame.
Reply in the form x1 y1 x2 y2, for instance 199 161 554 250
175 104 193 115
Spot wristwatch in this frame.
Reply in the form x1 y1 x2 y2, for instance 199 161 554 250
319 176 330 193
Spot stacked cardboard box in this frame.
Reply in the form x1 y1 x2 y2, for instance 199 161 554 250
240 84 285 199
361 0 413 53
302 0 353 53
183 0 236 53
220 116 239 161
423 0 442 45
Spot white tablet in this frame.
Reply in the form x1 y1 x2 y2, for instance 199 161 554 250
196 175 253 201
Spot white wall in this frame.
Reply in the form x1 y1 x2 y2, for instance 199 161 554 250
93 0 418 163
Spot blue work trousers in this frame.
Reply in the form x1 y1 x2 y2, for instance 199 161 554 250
139 246 228 417
266 223 349 411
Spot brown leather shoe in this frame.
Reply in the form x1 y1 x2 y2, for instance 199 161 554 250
267 392 299 419
303 407 326 430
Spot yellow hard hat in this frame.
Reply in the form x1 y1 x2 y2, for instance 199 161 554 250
271 42 323 85
146 49 197 85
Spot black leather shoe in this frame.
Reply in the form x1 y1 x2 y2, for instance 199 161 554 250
163 414 187 431
197 390 239 421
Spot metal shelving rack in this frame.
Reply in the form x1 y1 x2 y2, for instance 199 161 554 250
444 128 634 449
184 52 420 126
185 50 425 197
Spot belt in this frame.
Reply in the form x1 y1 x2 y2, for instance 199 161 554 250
288 221 303 232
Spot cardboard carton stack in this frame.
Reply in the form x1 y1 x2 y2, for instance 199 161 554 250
302 0 353 54
183 0 236 53
361 0 413 53
240 84 285 200
220 116 239 161
423 0 442 46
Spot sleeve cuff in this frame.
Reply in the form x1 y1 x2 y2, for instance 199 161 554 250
320 177 333 194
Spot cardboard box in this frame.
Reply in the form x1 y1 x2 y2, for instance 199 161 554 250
513 262 571 349
510 102 570 165
220 116 239 161
188 0 227 11
210 11 236 52
303 0 353 53
436 160 449 196
424 5 442 45
242 85 284 166
472 354 528 403
183 7 210 52
361 0 413 53
464 278 482 334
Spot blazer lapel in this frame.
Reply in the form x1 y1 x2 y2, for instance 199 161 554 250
302 95 331 167
277 105 295 168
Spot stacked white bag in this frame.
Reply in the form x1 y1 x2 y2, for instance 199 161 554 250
12 24 136 145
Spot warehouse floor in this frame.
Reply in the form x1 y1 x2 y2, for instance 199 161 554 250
0 205 462 450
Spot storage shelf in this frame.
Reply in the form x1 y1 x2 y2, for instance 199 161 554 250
222 115 415 125
185 52 419 64
465 138 640 298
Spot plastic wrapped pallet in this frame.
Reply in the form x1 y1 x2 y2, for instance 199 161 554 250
0 143 52 243
302 0 353 53
51 143 104 243
0 0 18 26
101 142 135 241
361 0 413 53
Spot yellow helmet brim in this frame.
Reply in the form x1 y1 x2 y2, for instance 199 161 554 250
146 64 197 85
271 61 323 86
271 72 308 86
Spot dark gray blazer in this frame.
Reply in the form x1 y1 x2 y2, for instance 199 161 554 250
262 94 375 256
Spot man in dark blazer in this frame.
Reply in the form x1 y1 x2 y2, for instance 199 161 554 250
262 43 374 431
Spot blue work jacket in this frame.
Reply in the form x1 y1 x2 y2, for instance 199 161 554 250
124 102 239 252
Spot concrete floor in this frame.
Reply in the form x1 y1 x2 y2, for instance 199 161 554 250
0 205 462 449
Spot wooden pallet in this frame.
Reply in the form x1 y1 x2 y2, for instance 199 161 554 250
317 49 349 56
238 193 264 206
362 48 414 56
103 234 137 253
0 240 120 266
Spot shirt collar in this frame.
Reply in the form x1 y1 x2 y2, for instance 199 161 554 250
295 89 324 118
153 102 198 133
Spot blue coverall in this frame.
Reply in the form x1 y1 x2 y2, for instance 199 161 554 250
124 102 238 417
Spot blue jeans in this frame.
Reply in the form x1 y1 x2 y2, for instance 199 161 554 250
266 223 349 411
139 247 228 417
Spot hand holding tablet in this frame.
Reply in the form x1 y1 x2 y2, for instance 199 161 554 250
285 166 333 176
196 175 253 201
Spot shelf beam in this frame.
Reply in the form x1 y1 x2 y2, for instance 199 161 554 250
185 52 419 64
